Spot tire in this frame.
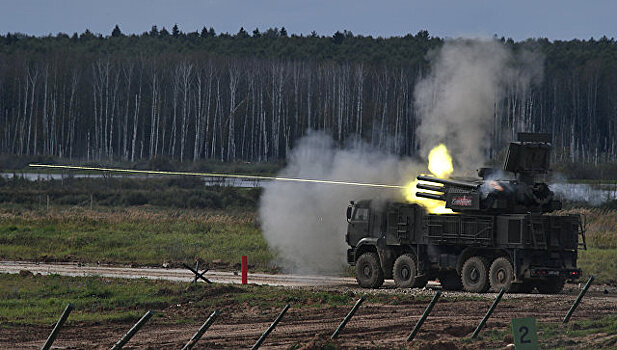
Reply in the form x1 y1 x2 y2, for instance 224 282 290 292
393 253 422 288
489 257 515 292
536 277 565 294
461 256 490 292
439 270 462 291
355 252 384 288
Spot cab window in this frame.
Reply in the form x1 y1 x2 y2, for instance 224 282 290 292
353 208 369 222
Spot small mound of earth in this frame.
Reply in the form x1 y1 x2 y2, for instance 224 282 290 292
18 270 33 277
298 332 339 350
417 340 460 350
444 325 475 337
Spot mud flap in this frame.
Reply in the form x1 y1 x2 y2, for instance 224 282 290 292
377 236 394 279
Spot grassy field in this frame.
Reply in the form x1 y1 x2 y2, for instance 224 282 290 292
0 273 359 326
460 315 617 349
567 208 617 284
0 207 274 270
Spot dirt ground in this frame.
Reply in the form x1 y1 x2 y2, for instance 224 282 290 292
3 286 617 350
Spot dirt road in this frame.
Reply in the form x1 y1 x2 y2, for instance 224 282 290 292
1 260 614 296
0 260 361 287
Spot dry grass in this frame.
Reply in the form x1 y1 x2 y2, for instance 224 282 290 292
563 208 617 249
0 206 271 269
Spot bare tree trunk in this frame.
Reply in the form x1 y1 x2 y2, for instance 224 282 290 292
193 73 203 161
122 63 134 160
26 66 39 155
227 65 239 160
149 70 159 158
179 61 193 162
131 80 142 162
355 64 364 137
109 70 120 158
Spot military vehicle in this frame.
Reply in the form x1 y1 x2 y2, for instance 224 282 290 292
345 133 586 293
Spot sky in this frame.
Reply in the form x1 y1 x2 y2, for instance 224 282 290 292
1 0 616 41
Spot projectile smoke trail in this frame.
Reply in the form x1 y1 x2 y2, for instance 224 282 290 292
28 164 405 189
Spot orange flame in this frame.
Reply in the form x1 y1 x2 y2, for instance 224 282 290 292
404 144 454 214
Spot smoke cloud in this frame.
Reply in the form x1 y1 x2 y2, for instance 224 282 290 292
550 173 617 206
414 39 543 173
260 38 544 275
550 183 616 206
259 132 420 274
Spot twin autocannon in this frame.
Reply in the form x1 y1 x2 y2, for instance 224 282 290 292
345 133 586 293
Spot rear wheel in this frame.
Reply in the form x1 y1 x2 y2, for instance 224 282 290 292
439 270 462 291
489 257 515 292
461 256 490 292
393 254 423 288
355 252 384 288
536 277 565 294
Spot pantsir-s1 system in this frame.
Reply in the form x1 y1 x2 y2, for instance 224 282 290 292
346 133 586 293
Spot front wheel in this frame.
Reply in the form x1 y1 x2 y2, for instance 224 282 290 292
355 252 384 288
461 256 489 292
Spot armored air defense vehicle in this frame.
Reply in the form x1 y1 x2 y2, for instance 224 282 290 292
345 133 586 293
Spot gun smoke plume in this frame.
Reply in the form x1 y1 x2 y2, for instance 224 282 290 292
550 183 616 206
415 39 543 173
259 132 420 274
550 173 617 206
260 39 544 274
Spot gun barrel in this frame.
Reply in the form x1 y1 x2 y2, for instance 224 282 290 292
417 175 479 190
416 183 445 193
416 192 445 201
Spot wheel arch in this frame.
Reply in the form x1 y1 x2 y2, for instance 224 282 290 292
353 238 379 263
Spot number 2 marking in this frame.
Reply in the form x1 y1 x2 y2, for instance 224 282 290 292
519 326 531 343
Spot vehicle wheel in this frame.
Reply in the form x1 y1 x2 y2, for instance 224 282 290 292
510 281 535 293
489 257 515 292
439 270 462 291
536 277 565 294
393 253 422 288
355 252 384 288
461 256 490 292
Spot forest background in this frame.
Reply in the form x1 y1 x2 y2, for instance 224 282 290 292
1 25 616 179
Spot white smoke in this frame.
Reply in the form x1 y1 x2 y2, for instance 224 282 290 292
415 39 543 173
550 183 616 206
259 132 420 274
550 173 617 206
259 39 545 275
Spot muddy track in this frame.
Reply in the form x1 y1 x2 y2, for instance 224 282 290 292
0 260 357 287
2 261 615 296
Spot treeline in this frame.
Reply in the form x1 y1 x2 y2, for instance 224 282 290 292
1 26 617 164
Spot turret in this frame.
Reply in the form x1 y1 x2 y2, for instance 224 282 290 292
416 133 562 214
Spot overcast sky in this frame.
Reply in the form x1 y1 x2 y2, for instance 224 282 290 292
2 0 616 41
